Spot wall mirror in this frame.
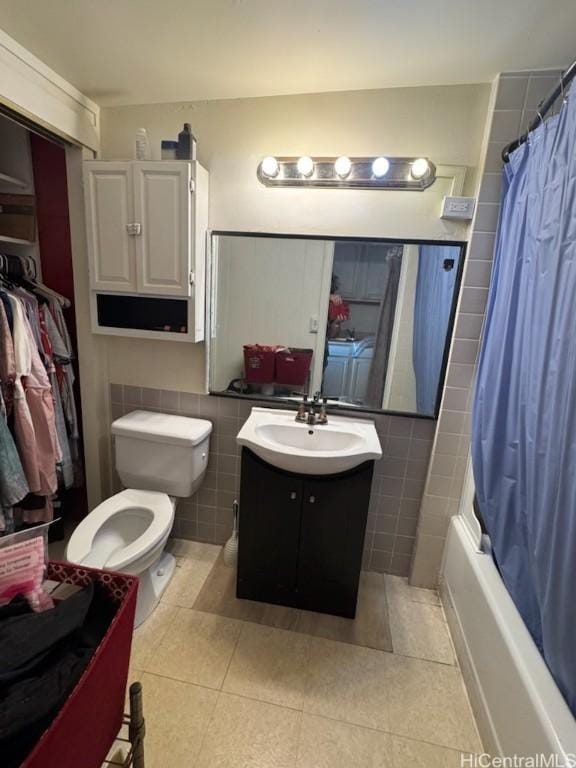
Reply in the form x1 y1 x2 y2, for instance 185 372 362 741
209 233 465 418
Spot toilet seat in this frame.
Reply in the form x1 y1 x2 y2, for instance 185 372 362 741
67 488 174 571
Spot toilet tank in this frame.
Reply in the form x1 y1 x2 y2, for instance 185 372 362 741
112 411 212 497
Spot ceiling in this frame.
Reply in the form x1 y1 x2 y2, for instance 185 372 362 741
0 0 574 107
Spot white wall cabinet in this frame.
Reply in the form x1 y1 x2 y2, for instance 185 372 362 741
333 242 389 303
83 160 209 342
84 162 136 292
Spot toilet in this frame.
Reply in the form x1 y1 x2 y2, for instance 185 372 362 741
67 410 212 626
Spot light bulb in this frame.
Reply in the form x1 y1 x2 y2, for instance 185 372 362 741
411 158 430 180
334 156 352 178
261 156 279 178
297 156 314 177
372 156 390 178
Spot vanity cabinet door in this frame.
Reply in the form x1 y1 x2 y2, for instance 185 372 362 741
83 162 137 292
237 449 303 605
133 162 192 297
297 462 373 618
323 347 352 398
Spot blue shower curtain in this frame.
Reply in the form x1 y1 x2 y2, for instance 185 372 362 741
472 91 576 714
413 246 459 415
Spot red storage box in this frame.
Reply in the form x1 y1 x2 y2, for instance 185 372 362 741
276 348 313 386
21 561 138 768
243 344 277 383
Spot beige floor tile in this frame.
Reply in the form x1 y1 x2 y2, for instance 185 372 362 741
193 553 301 628
388 598 455 664
167 537 221 562
147 608 242 688
386 653 482 753
296 571 393 651
390 735 471 767
162 556 217 609
223 622 311 709
296 714 392 768
385 574 441 606
139 672 218 768
303 637 389 731
130 602 177 670
196 692 301 768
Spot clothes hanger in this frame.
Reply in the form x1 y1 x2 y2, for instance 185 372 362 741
28 280 71 309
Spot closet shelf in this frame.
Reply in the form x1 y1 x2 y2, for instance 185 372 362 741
0 171 28 189
0 234 35 245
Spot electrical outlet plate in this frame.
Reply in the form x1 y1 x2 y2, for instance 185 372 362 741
441 196 476 220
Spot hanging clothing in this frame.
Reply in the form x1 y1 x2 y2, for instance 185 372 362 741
0 413 29 532
6 294 59 524
45 301 81 484
8 294 42 495
38 306 73 489
0 301 16 419
472 90 576 714
0 256 78 532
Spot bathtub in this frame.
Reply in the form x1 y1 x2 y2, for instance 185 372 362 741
441 503 576 758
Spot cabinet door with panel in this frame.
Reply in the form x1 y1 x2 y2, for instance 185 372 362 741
297 464 372 617
237 450 303 605
323 345 352 398
349 351 373 404
332 242 363 298
133 162 192 296
83 162 136 292
359 243 391 301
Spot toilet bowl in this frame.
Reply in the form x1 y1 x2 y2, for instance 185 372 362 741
67 488 177 626
66 410 212 626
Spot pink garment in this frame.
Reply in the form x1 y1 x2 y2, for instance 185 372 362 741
22 304 60 495
9 296 42 493
8 295 59 506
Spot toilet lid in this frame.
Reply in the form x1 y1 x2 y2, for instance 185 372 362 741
67 489 174 571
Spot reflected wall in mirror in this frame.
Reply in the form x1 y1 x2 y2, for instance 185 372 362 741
209 233 464 417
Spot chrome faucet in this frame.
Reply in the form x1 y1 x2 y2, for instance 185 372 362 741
295 392 328 425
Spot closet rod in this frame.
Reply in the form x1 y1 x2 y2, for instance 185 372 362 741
502 59 576 163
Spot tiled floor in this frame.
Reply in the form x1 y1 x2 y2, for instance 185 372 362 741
193 551 394 651
120 539 482 767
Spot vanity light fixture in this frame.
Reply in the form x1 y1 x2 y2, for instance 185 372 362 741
261 156 279 178
256 156 437 190
411 158 431 180
334 155 352 178
296 155 315 177
371 156 390 178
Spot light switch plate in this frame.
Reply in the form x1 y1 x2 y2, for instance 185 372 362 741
441 196 476 220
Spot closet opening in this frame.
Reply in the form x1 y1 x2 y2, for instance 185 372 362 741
0 110 87 544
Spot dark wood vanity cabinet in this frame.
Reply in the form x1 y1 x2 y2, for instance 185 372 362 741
237 448 374 618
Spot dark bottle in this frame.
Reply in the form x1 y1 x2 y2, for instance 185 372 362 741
176 123 196 160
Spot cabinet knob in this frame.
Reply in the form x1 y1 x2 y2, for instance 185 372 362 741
290 491 297 500
309 495 316 504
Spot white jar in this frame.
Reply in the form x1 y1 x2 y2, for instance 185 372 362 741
135 128 150 160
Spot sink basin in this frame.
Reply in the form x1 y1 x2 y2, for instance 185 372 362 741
236 407 382 475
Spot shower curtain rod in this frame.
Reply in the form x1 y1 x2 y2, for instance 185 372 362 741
502 59 576 163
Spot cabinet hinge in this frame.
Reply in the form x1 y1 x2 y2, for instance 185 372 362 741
189 179 195 194
126 223 141 236
189 270 195 285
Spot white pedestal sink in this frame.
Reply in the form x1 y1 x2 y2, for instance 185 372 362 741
236 407 382 475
